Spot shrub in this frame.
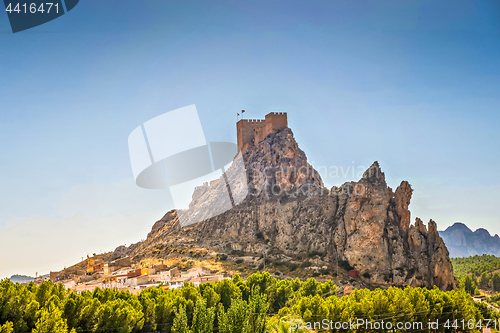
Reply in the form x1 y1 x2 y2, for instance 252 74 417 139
312 272 320 277
307 251 323 258
301 261 312 268
256 231 264 239
236 259 244 264
339 260 354 271
230 250 244 256
218 254 228 261
289 263 298 272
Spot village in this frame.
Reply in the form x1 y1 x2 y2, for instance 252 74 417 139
32 255 227 295
27 251 365 298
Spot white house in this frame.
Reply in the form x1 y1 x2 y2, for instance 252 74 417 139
127 275 148 286
168 276 190 289
187 267 211 278
159 267 181 282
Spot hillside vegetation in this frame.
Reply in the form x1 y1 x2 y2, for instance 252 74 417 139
452 255 500 277
487 294 500 308
0 272 498 333
452 255 500 298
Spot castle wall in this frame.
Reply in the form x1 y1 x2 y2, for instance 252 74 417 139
236 119 265 151
236 112 287 153
265 112 287 133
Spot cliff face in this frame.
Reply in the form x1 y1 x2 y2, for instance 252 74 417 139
242 127 324 203
439 223 500 258
114 127 457 291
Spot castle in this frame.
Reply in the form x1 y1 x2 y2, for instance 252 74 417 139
236 112 288 153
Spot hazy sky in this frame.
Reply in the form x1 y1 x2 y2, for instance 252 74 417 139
1 0 499 279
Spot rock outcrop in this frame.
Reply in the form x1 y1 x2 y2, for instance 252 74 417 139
114 127 457 290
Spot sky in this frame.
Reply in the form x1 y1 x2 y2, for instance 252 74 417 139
0 0 499 279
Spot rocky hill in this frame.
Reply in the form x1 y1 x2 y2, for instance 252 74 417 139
440 223 500 258
9 274 34 283
113 127 457 291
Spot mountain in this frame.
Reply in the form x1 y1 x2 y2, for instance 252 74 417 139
439 223 500 258
9 274 34 283
113 126 457 291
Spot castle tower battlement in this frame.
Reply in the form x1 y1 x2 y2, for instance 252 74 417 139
236 112 288 153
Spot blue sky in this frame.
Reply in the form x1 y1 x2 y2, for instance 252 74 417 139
0 0 499 278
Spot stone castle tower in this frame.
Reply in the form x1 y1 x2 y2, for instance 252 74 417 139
236 112 288 153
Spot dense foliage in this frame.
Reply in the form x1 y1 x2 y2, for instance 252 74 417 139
487 294 500 308
452 254 500 298
0 272 498 333
452 255 500 277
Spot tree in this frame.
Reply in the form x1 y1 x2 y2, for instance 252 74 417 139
35 281 53 308
78 297 100 332
202 285 220 308
317 280 337 298
154 293 177 332
191 297 215 333
388 287 416 325
138 292 157 332
479 272 491 288
292 295 329 324
215 279 242 309
33 302 68 333
245 272 277 309
248 287 269 333
461 275 479 295
266 316 310 333
2 271 500 333
62 296 79 330
274 280 295 310
218 299 250 333
301 278 320 297
172 304 191 333
0 322 13 333
232 273 243 284
451 255 500 277
95 298 144 333
492 273 500 293
246 272 276 297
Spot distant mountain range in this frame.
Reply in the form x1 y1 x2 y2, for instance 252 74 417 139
439 223 500 258
9 274 34 283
